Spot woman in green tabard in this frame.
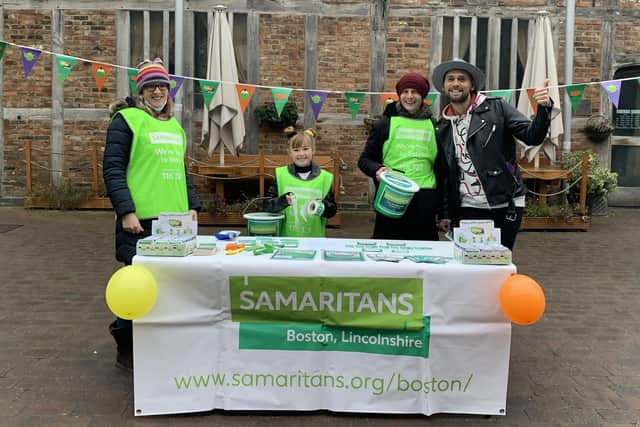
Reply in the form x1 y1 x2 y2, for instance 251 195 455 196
102 58 201 371
358 72 447 241
263 127 337 237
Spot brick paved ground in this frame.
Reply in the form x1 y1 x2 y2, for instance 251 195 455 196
0 207 638 426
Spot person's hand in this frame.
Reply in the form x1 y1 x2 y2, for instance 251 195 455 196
285 192 294 206
189 209 198 222
533 79 552 107
122 212 143 234
375 166 389 181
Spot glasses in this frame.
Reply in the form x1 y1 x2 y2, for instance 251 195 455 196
143 83 169 91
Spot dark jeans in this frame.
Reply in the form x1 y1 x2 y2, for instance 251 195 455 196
460 206 524 250
373 188 440 241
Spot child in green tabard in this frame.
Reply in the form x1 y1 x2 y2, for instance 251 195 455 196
263 127 337 237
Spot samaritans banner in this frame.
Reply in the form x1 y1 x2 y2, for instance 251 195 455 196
132 238 514 417
229 276 423 330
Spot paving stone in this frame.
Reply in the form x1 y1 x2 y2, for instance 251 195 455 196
0 206 639 425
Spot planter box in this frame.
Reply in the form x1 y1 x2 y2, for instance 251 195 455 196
24 196 112 210
521 215 591 230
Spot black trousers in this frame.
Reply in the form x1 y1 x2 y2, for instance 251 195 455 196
460 206 524 250
373 188 439 241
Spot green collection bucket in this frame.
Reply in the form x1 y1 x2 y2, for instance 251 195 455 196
373 171 419 218
243 212 284 236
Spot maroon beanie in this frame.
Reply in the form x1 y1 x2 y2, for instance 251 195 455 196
395 72 430 98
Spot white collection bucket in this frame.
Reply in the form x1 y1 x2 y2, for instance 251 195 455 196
373 171 419 218
243 212 284 236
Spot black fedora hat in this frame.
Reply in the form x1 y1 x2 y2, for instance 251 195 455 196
431 59 485 93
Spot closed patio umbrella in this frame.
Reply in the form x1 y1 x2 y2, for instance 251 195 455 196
516 12 563 166
201 5 245 163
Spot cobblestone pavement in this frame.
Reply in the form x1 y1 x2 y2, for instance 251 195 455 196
0 207 638 426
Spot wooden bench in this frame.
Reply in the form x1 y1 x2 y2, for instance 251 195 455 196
191 151 341 226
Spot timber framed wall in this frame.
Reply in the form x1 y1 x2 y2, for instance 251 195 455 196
1 0 638 207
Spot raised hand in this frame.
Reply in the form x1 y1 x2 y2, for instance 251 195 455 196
533 79 552 107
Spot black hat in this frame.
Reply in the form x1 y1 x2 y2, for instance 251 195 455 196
431 59 485 93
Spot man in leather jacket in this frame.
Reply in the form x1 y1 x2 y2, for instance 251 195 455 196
431 59 552 250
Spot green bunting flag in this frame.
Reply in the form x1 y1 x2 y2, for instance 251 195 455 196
489 90 512 103
199 80 220 109
55 54 78 84
344 92 365 119
0 42 7 61
127 68 138 94
565 84 586 112
424 93 439 107
271 87 293 117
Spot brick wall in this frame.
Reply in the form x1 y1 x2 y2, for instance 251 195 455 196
2 10 116 198
572 18 602 116
0 5 631 206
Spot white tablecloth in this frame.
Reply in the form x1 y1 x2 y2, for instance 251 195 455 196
132 238 515 416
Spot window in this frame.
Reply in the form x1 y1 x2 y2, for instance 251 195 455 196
612 65 640 137
130 11 175 72
441 16 529 103
611 146 640 187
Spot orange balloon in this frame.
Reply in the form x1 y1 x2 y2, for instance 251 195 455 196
499 274 545 325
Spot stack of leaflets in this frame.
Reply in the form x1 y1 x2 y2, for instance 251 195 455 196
136 213 197 257
453 220 511 265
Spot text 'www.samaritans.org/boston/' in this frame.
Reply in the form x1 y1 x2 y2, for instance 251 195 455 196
173 371 474 396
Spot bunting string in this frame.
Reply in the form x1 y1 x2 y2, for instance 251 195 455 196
2 39 640 118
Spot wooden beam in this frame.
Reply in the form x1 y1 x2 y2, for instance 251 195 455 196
51 8 64 187
303 14 318 129
244 12 260 154
369 0 386 118
116 10 131 98
183 11 195 155
0 4 4 197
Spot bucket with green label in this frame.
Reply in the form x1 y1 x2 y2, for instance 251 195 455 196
243 212 284 236
373 171 419 218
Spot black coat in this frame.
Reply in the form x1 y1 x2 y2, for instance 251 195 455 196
436 97 551 221
358 102 448 205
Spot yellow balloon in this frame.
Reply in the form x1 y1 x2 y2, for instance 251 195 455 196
105 265 158 320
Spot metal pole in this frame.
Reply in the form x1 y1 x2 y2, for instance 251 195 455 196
563 0 575 153
175 0 184 124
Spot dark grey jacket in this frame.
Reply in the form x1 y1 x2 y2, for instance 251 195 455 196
436 97 551 220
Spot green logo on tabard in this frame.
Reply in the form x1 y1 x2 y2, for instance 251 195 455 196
229 276 424 330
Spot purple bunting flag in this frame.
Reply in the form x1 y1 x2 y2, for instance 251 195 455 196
21 47 41 77
306 90 328 120
169 75 184 99
601 80 622 108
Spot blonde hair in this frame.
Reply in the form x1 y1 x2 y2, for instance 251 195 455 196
284 126 317 150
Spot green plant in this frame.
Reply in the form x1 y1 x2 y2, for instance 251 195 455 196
524 199 573 219
30 182 91 209
561 150 618 202
254 101 298 129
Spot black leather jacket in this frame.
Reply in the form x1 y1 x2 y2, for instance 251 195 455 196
436 97 552 221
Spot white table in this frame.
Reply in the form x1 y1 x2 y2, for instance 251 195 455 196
132 238 515 417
